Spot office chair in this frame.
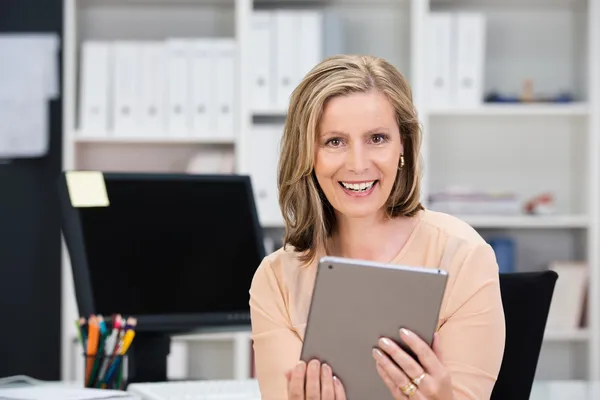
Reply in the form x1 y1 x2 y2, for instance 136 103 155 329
491 270 558 400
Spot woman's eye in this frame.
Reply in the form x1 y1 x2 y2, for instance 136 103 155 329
371 134 388 144
326 138 343 147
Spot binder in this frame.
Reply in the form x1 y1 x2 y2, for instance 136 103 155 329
427 13 453 109
214 39 236 139
112 41 141 135
274 10 298 111
165 39 192 136
138 42 166 135
251 11 275 112
454 12 486 108
248 124 283 225
298 10 323 82
190 39 214 137
79 41 112 135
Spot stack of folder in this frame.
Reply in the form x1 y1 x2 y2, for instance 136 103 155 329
79 38 236 140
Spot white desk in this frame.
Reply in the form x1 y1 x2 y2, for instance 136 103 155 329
531 381 600 399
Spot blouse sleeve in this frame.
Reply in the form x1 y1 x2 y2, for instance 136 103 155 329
249 258 302 400
438 243 506 400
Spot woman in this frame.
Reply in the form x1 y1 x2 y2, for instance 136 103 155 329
249 54 506 400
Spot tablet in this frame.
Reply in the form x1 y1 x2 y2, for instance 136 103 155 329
300 256 449 400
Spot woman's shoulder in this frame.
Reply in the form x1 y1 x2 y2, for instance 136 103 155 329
251 244 316 291
409 209 496 276
418 209 488 248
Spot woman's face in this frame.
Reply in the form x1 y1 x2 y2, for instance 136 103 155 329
314 90 403 220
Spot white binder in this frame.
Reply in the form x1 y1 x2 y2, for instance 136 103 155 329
190 39 215 137
214 39 236 139
79 41 111 135
112 41 141 135
251 11 275 112
138 42 166 135
298 10 323 81
165 39 192 136
248 124 284 226
427 13 453 109
274 11 298 111
455 12 486 108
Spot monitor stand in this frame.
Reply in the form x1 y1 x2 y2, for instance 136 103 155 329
126 332 171 384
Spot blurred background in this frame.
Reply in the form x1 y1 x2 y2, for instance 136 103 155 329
1 0 599 390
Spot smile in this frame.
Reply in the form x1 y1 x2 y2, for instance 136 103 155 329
339 180 377 192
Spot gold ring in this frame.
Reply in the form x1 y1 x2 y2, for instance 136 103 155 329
400 382 417 397
411 373 426 386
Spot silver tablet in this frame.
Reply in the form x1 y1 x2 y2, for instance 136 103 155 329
300 256 449 400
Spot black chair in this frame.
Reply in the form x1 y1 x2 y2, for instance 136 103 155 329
491 270 558 400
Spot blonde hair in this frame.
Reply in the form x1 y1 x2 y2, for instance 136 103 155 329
277 54 424 263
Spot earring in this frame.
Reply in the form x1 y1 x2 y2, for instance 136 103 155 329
398 154 405 170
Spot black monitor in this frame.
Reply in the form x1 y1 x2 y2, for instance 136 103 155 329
57 171 266 384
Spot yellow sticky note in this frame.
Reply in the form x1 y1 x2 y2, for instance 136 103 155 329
65 171 110 207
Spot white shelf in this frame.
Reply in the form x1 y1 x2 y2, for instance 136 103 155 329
73 134 236 145
544 329 590 342
458 215 589 229
61 0 600 384
429 103 589 117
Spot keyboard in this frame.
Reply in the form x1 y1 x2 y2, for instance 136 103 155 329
127 379 261 400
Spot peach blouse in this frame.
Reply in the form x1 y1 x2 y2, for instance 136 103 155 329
249 209 506 400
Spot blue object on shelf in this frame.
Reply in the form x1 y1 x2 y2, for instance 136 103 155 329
488 237 516 273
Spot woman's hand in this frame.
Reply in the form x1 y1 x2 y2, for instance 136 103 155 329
285 359 347 400
372 329 453 400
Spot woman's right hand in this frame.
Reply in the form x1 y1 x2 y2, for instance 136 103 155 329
285 360 347 400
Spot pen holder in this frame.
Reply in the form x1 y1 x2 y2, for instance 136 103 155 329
83 353 125 390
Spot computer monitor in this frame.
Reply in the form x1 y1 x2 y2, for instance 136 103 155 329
58 171 266 384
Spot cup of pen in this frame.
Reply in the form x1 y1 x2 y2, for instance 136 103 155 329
84 352 125 390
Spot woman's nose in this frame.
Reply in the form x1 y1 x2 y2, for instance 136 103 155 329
346 144 368 174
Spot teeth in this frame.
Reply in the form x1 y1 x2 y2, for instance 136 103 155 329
341 181 375 192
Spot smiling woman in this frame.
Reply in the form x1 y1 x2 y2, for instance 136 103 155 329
249 54 506 400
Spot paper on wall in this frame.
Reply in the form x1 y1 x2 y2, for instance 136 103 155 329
0 33 60 158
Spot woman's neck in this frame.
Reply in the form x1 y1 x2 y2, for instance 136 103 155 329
328 211 419 263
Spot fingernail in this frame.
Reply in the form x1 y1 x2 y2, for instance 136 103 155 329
333 376 341 386
296 361 305 371
372 348 384 359
322 363 331 376
379 337 393 347
401 328 411 337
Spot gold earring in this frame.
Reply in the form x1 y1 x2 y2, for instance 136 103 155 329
398 154 405 170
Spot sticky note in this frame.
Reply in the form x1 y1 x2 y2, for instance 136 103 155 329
65 171 110 207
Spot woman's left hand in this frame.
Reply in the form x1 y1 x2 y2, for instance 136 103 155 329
372 329 454 400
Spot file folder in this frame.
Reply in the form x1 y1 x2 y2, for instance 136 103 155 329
166 39 192 135
427 13 453 109
455 12 486 107
251 11 275 112
138 42 166 135
214 39 236 139
190 39 215 137
112 41 141 135
79 41 112 135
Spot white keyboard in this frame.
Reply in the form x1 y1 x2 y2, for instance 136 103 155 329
127 379 261 400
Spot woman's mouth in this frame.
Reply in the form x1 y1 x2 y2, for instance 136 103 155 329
339 180 378 197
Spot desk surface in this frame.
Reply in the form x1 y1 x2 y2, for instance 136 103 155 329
531 381 600 399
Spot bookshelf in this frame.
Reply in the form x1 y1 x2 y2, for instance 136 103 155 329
61 0 600 383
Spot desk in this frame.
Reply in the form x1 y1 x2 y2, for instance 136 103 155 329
531 381 600 399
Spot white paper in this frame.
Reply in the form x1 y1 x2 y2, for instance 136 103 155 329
0 33 60 100
0 386 138 400
0 33 59 158
0 99 47 157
